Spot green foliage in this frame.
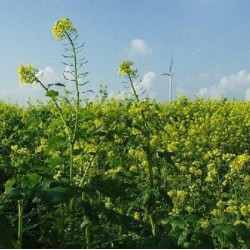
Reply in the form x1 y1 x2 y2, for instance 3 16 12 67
0 98 249 248
45 89 59 99
35 185 80 205
212 225 237 248
5 16 249 249
0 215 17 248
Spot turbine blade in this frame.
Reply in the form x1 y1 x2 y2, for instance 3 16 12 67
169 56 174 73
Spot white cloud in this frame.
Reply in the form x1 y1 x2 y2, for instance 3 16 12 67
140 71 156 89
135 71 156 98
128 39 152 56
199 88 208 96
109 72 156 100
198 70 250 100
245 88 250 101
108 90 128 100
37 65 83 93
37 65 81 84
1 66 78 105
37 66 61 84
0 83 46 105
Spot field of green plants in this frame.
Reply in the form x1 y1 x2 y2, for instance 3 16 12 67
0 18 250 249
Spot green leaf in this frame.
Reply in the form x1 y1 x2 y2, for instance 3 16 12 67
80 201 144 232
184 214 200 227
46 90 59 98
177 229 190 246
212 225 237 248
35 185 79 205
4 177 16 191
46 135 66 151
54 83 66 87
194 232 214 249
21 173 40 188
49 118 64 128
235 223 250 248
79 110 94 122
157 150 176 166
139 237 159 249
4 187 25 201
101 207 135 229
90 125 107 137
0 215 17 249
90 175 130 199
139 234 176 249
45 157 67 166
158 233 176 249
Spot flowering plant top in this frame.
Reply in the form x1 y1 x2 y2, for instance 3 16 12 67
52 18 77 41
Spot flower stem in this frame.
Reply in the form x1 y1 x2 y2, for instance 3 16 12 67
17 199 24 248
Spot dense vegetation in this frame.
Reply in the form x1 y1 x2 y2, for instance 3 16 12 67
0 18 249 249
0 97 249 248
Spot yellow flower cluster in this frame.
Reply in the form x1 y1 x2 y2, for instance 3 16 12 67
52 18 77 41
18 64 38 84
225 200 238 214
229 153 249 174
168 190 186 207
118 61 138 78
11 145 18 152
185 205 194 213
129 165 138 173
189 166 202 176
53 170 62 180
200 219 210 229
240 204 250 216
128 148 146 160
105 201 112 209
205 163 217 182
133 212 141 221
10 145 30 168
35 138 47 153
11 145 29 155
106 166 123 176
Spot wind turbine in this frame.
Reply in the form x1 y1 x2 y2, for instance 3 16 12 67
162 57 174 103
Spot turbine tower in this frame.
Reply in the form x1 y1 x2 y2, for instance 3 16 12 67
162 57 174 103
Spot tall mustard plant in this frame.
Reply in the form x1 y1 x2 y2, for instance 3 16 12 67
17 18 89 246
18 18 88 182
118 61 158 236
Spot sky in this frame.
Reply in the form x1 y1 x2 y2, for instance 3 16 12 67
0 0 250 104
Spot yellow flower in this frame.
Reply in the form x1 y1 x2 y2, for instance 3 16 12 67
11 145 18 152
118 61 138 78
234 220 247 226
185 206 194 213
230 153 250 174
105 202 112 209
17 147 29 155
211 209 220 216
53 170 62 180
167 190 174 197
240 205 249 216
129 165 138 172
18 64 38 84
38 122 44 129
106 166 122 176
133 212 141 221
200 219 209 229
52 18 77 41
179 165 187 172
226 205 237 214
216 200 224 208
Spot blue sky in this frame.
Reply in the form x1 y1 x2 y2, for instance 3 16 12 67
0 0 250 104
